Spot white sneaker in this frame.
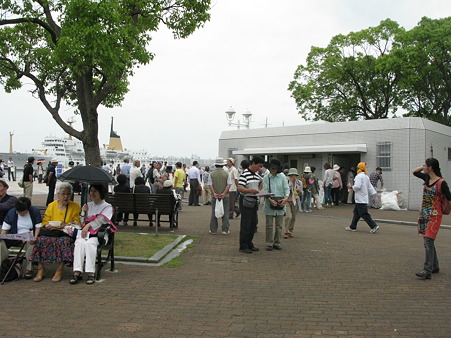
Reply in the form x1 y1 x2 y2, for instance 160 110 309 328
222 231 230 235
370 225 380 234
345 226 356 232
209 230 217 235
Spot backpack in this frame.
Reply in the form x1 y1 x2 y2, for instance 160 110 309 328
436 179 451 215
0 256 24 283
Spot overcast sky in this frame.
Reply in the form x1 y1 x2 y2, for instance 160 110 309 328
1 0 450 159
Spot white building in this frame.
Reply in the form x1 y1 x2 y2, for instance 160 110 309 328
218 117 451 210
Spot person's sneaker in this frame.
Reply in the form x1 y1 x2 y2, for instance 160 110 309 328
415 270 431 279
222 231 230 235
345 226 356 232
283 233 290 239
239 248 252 254
306 209 312 213
209 230 217 235
272 245 282 250
432 267 440 274
266 246 273 251
370 225 380 234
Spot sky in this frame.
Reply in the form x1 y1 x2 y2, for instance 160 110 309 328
1 0 450 160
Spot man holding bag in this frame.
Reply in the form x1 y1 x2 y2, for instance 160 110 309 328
208 158 231 235
262 159 289 251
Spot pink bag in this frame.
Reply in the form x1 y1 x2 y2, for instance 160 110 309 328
83 206 118 235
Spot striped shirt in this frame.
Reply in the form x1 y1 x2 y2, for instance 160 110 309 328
238 169 262 196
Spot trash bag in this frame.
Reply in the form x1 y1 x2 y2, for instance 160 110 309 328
380 190 404 211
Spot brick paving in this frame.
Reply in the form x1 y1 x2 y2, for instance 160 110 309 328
2 190 451 337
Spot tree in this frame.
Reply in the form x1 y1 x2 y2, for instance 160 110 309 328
0 0 211 165
395 17 451 126
288 19 404 122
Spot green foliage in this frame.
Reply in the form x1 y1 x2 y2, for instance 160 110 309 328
394 17 451 126
289 19 404 122
0 0 211 164
289 17 450 126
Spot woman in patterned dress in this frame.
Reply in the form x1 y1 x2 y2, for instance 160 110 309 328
412 158 451 279
30 182 81 282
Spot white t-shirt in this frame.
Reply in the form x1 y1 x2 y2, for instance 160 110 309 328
2 214 42 233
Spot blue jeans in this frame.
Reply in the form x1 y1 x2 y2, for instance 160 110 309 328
301 190 311 211
324 184 333 205
423 237 439 274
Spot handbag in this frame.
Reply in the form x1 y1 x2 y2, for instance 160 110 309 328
268 177 284 210
436 179 451 215
40 205 69 237
18 175 24 188
242 195 257 209
83 205 118 235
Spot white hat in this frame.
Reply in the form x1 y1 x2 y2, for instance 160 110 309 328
304 166 312 173
214 157 226 166
51 158 58 163
227 158 235 164
333 164 340 171
163 180 173 188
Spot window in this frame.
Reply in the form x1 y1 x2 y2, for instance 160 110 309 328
448 148 451 161
376 142 392 170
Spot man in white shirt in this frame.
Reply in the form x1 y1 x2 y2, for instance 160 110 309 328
345 162 380 233
129 160 142 189
7 158 15 181
187 161 201 206
226 158 240 219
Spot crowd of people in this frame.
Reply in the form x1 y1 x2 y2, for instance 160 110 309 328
0 155 449 282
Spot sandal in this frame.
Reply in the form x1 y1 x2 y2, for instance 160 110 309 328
25 271 33 279
86 275 95 285
69 274 82 285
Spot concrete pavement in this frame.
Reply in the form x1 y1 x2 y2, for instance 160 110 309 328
1 183 450 336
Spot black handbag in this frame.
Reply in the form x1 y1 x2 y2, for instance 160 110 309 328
39 205 69 237
269 177 284 210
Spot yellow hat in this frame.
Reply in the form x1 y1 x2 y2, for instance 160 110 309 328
357 162 367 174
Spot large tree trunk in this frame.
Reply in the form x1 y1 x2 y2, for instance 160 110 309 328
76 71 102 167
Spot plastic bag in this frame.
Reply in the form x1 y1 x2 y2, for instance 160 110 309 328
215 199 224 218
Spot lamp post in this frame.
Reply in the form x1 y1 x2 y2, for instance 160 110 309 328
225 106 252 129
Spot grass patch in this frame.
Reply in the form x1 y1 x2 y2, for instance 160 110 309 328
114 233 178 258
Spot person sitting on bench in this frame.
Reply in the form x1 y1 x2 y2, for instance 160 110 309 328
1 197 42 279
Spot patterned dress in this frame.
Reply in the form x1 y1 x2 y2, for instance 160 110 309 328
415 173 450 239
30 201 81 264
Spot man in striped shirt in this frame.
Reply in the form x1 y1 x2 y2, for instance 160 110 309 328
238 156 265 254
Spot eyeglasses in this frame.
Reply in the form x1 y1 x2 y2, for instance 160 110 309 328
58 192 71 196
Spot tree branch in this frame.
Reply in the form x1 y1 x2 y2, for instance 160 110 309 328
0 17 58 44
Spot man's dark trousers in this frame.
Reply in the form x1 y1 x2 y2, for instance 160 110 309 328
189 179 200 205
239 197 258 250
46 179 56 206
349 203 377 229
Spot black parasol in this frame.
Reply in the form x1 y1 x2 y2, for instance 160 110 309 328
58 165 114 184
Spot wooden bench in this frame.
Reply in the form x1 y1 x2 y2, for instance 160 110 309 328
107 193 179 230
37 205 115 281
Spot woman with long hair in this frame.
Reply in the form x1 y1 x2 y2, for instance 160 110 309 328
412 158 451 279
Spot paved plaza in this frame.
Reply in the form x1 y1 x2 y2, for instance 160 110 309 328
2 182 451 337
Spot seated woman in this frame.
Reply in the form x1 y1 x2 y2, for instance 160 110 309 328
71 184 113 285
1 197 42 279
113 174 130 226
30 182 81 282
132 176 152 226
